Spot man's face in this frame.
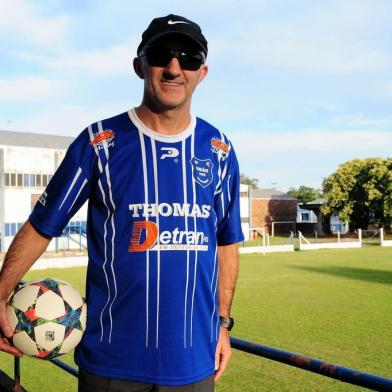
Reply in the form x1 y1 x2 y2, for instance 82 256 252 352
136 36 208 111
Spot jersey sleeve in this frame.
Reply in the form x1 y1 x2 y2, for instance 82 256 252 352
29 129 96 237
215 142 244 246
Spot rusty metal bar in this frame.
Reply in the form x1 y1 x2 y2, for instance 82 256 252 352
230 337 392 392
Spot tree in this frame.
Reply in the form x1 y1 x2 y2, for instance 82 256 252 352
240 173 259 189
321 158 392 229
287 186 322 203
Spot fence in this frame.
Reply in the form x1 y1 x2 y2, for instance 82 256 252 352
3 337 392 391
241 227 295 255
298 230 362 251
380 228 392 247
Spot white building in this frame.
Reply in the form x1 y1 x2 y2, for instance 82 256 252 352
0 130 87 252
240 183 251 241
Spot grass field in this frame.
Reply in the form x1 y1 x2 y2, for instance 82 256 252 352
1 247 391 391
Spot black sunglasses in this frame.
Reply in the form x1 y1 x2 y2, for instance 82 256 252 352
140 46 206 71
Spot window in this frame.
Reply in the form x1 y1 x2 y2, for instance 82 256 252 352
36 174 42 187
5 173 9 186
24 174 30 186
17 173 23 186
10 173 16 186
29 174 36 187
42 174 48 187
301 213 310 221
5 222 23 236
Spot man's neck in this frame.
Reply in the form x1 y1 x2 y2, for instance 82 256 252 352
134 105 192 135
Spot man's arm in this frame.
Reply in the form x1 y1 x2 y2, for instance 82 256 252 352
214 242 240 381
0 220 51 355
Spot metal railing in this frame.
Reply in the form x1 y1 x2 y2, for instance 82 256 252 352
4 337 392 391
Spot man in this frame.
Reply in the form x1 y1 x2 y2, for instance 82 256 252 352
0 14 243 391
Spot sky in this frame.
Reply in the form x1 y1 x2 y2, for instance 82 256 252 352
1 0 391 191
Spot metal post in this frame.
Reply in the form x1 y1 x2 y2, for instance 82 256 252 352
13 357 21 392
79 221 82 252
337 231 340 243
380 227 384 245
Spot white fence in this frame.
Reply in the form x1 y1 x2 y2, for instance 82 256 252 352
241 227 295 254
298 230 362 251
240 244 295 254
380 228 392 247
0 255 88 272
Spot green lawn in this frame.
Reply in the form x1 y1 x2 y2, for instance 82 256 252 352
1 247 391 391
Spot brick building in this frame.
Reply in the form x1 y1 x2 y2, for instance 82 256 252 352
251 188 297 235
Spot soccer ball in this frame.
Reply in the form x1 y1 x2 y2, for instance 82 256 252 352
6 278 87 360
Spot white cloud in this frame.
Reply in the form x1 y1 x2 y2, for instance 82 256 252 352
3 103 133 135
209 2 391 74
0 0 68 46
44 45 136 75
231 129 392 160
0 76 68 102
330 115 392 127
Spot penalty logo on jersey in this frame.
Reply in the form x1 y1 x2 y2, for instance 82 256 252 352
191 157 213 188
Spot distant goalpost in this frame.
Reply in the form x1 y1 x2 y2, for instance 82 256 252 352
271 221 296 237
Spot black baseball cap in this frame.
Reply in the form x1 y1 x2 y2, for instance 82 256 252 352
137 14 208 57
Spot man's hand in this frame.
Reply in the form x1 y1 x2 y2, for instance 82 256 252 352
214 327 232 381
0 298 23 357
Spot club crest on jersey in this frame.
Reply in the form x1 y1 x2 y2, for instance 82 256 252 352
90 129 115 150
211 138 229 161
191 157 213 188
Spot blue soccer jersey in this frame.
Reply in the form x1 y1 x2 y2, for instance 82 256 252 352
29 109 244 385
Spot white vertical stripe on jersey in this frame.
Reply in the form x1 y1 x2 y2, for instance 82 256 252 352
98 121 118 344
67 178 88 213
138 130 150 348
182 139 190 349
210 246 219 342
227 174 232 219
215 281 220 342
97 179 111 342
87 125 111 342
59 167 82 210
151 139 161 349
190 132 198 347
210 242 218 291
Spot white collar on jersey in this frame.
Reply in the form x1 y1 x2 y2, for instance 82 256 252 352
128 108 196 143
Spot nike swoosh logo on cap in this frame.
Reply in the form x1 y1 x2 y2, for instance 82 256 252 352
168 20 190 25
